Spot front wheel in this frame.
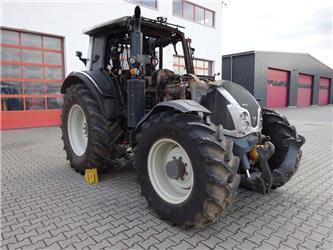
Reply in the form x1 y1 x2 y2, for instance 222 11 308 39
262 108 305 188
135 111 240 228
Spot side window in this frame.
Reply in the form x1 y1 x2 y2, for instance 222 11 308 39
91 36 105 70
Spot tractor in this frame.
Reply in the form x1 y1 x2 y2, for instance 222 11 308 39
61 6 305 228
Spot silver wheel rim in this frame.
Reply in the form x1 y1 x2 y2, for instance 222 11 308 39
68 104 88 157
148 138 194 204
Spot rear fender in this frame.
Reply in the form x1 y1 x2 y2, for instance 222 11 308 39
61 70 124 118
131 99 211 146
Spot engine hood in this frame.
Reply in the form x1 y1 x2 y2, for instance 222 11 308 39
205 80 262 138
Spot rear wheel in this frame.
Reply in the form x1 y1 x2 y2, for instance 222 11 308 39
61 83 121 173
135 111 240 228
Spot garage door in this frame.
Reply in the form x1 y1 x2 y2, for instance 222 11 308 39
297 73 313 107
266 68 289 108
1 28 64 129
319 77 330 105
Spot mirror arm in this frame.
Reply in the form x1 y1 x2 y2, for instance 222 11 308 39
76 51 88 66
79 58 88 66
173 43 178 56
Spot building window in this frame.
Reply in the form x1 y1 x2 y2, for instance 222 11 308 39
0 28 64 112
173 56 212 76
129 0 157 9
173 0 215 27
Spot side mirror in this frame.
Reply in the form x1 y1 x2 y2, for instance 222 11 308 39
191 48 195 56
75 51 82 58
76 51 87 66
213 72 221 80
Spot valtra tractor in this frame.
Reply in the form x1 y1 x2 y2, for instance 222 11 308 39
61 6 305 228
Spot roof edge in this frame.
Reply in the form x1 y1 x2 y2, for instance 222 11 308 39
222 50 332 71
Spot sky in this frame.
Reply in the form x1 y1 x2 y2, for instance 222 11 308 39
222 0 333 68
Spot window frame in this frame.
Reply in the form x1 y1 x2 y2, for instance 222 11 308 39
0 27 65 111
173 0 215 28
126 0 158 10
173 55 213 76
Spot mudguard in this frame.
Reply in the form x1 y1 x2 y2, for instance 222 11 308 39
61 69 124 119
240 109 305 194
271 135 305 188
131 99 211 145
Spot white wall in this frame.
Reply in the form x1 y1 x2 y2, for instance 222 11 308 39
2 0 223 77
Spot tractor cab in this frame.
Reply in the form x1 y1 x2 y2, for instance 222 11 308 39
79 8 195 79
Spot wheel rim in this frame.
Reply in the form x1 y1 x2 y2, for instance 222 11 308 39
68 104 88 157
148 138 194 204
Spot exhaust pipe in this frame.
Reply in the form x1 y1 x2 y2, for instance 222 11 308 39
131 6 143 58
127 6 145 128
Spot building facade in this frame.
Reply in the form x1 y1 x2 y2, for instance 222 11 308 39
1 0 223 129
222 51 333 108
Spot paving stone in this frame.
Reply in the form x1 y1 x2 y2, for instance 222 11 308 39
123 234 144 248
247 232 269 245
44 233 67 246
22 240 48 250
192 243 211 250
263 235 284 248
254 242 276 250
170 240 194 250
153 238 177 249
1 107 332 250
280 236 303 249
137 236 160 249
231 230 251 242
58 235 81 248
7 238 31 250
150 228 175 242
307 231 327 243
236 239 260 249
72 237 96 249
300 238 322 249
30 231 52 244
16 229 39 242
319 239 333 250
217 237 241 249
105 232 128 245
199 235 222 248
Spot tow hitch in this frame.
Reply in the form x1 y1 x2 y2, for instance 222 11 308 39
240 141 275 194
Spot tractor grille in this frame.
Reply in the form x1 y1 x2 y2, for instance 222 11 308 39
205 88 235 130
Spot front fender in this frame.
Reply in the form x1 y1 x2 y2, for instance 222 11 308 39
131 99 211 146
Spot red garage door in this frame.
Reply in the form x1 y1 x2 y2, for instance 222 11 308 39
319 77 330 105
297 73 313 107
1 28 64 129
267 68 289 108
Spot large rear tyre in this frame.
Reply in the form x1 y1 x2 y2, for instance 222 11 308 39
135 111 240 228
61 83 121 173
262 108 305 188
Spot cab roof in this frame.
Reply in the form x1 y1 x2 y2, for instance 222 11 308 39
83 16 185 39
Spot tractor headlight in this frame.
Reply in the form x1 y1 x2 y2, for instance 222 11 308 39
129 56 136 65
151 57 159 67
241 120 251 131
240 112 251 131
240 111 249 120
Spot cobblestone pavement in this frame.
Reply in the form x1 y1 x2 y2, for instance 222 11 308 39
1 106 333 250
